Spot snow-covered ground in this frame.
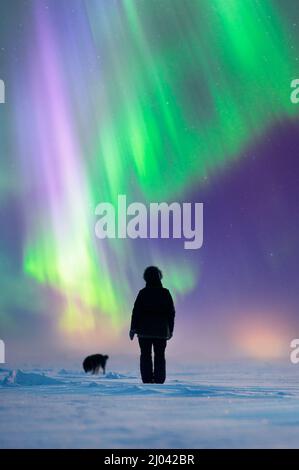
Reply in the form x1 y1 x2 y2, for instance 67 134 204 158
0 362 298 448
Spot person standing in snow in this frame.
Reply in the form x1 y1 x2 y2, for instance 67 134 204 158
129 266 175 384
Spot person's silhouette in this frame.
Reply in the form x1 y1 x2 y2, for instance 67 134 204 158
130 266 175 384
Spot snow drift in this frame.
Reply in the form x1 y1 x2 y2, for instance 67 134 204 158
2 370 63 386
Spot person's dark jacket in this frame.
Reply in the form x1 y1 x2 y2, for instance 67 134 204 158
130 286 175 339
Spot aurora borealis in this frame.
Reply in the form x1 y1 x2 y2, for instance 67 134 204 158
0 0 299 362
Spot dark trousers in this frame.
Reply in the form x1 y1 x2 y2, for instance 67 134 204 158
138 337 167 384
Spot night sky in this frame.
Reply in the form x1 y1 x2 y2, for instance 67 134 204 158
0 0 298 363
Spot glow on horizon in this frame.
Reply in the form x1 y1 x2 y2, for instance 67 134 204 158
233 316 290 359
